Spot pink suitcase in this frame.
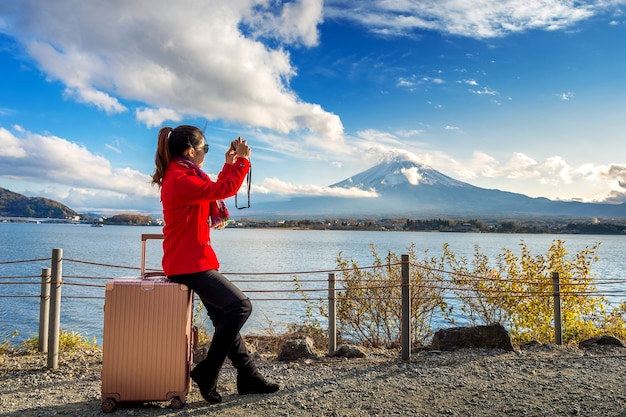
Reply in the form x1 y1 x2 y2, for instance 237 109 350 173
101 234 196 413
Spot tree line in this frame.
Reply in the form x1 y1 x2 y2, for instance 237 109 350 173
233 217 626 234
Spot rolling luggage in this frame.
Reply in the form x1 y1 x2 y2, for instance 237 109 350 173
101 234 196 413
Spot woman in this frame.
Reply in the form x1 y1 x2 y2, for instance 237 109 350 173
152 125 279 404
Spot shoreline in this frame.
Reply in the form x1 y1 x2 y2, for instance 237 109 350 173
3 217 626 235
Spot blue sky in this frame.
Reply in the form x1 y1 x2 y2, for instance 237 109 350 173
1 0 626 215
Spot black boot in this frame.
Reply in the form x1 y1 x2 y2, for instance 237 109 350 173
236 369 280 395
227 335 280 395
190 362 222 403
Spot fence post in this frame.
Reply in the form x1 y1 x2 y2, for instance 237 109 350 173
38 268 51 353
552 271 562 345
328 272 337 355
47 248 63 369
401 254 411 361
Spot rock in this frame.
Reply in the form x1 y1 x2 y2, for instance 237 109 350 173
330 344 367 358
430 323 514 352
277 336 318 361
579 335 625 349
520 340 542 350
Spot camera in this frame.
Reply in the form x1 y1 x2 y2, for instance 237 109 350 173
230 137 242 151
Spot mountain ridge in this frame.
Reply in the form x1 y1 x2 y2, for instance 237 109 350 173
0 187 79 219
2 156 625 220
244 156 626 220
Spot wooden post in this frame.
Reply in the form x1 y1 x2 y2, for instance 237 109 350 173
328 272 337 355
38 268 51 353
552 271 562 345
401 254 411 361
47 248 63 369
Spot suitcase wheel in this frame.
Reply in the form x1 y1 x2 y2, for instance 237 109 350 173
101 399 117 413
170 397 185 409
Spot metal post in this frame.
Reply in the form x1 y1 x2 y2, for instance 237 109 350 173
47 248 63 369
552 271 562 345
401 254 411 361
38 268 51 353
328 273 337 355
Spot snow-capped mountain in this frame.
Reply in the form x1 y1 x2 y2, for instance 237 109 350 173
242 156 626 219
331 157 475 190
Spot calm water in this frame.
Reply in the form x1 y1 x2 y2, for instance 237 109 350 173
1 222 625 344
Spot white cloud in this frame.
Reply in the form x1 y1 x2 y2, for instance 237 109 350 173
351 130 428 168
470 87 499 96
396 129 425 137
557 91 575 100
255 177 378 198
2 0 341 139
453 151 499 179
0 127 27 158
578 163 626 202
0 127 158 210
243 0 323 47
104 144 122 154
397 74 446 90
472 153 560 183
325 0 599 38
401 167 422 185
251 129 348 160
500 152 542 178
541 156 573 185
136 107 183 128
443 150 626 201
63 86 127 115
42 186 160 215
356 129 404 145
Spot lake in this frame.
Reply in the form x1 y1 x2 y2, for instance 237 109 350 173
1 222 625 344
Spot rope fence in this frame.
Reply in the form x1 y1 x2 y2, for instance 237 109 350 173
2 247 626 368
4 257 626 294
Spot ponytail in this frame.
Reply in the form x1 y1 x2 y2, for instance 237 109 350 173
151 126 173 188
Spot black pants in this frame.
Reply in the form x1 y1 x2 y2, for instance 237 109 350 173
168 270 255 378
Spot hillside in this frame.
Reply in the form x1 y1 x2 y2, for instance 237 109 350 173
0 187 78 219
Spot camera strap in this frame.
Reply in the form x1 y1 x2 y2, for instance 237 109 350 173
235 164 251 209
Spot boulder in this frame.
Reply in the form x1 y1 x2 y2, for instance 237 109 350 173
278 336 319 361
430 323 514 352
330 344 367 359
579 335 625 349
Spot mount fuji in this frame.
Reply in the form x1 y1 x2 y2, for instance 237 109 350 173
242 156 626 220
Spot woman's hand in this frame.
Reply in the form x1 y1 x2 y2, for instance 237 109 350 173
225 137 251 164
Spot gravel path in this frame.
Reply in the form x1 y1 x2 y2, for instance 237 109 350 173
1 344 626 417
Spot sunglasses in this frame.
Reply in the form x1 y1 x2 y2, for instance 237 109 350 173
196 143 209 153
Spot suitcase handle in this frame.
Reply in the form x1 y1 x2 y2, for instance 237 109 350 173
141 233 164 278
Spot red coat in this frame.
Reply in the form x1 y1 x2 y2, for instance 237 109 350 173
160 157 250 276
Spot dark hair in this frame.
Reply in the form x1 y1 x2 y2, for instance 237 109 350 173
152 125 205 187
